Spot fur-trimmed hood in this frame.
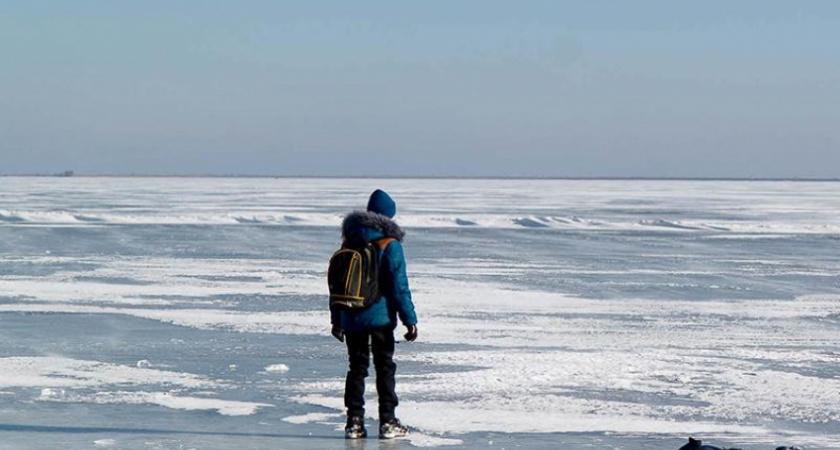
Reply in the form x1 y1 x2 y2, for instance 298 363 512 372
342 210 405 242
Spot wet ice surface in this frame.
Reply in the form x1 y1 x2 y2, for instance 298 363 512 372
1 178 839 449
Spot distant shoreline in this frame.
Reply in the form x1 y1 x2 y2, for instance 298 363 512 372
1 174 839 182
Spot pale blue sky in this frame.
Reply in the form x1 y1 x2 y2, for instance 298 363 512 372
1 1 838 177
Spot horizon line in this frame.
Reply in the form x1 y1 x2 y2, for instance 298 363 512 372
2 173 840 182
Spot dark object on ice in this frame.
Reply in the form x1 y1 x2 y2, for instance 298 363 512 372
775 447 803 450
678 437 742 450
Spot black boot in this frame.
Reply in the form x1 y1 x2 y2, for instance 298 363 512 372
345 415 367 439
379 418 409 439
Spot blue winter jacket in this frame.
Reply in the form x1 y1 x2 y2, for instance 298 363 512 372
331 211 417 332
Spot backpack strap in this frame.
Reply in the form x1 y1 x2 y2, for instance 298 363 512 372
375 237 397 251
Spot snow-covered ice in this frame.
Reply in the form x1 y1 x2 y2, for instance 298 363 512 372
265 364 290 373
1 177 839 449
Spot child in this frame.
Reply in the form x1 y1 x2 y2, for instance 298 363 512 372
330 189 418 439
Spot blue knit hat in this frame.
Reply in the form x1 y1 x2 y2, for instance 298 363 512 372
367 189 397 218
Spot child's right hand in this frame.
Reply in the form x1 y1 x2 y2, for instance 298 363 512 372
331 326 345 342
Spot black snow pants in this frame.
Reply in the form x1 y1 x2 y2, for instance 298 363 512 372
344 326 398 422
